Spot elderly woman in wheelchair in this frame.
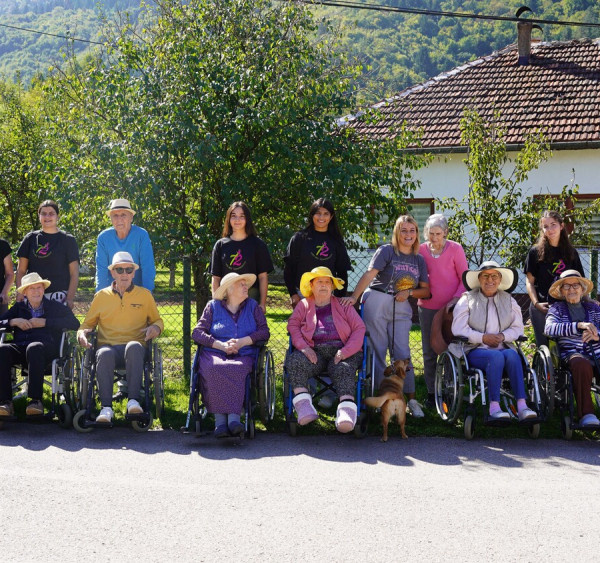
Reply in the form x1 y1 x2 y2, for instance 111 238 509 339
192 272 270 438
286 267 365 433
450 261 537 424
544 270 600 429
0 273 79 418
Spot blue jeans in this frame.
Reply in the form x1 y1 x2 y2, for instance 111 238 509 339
467 347 526 403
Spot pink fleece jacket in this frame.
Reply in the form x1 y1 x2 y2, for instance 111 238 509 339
287 296 366 359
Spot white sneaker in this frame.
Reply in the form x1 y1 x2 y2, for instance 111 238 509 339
96 406 114 424
127 399 143 414
407 399 425 418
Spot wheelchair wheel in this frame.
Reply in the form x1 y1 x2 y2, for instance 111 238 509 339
464 414 475 440
287 421 298 437
73 409 93 433
247 418 255 439
57 402 73 429
132 411 153 432
532 346 555 419
561 414 573 440
435 350 464 423
257 348 276 424
528 423 540 439
153 343 164 420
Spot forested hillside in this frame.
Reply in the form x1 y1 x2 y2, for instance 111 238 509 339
0 0 598 96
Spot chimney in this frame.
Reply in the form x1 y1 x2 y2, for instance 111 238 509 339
517 20 533 66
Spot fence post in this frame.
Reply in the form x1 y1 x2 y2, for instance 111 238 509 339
592 249 598 300
183 256 191 380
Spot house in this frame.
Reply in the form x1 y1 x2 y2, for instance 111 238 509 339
344 26 600 293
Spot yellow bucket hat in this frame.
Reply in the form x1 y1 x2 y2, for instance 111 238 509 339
299 266 344 298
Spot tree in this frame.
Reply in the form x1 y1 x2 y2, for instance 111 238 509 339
45 0 429 312
0 80 50 243
436 108 599 269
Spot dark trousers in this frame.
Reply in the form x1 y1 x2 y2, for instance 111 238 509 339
568 356 595 419
0 342 48 402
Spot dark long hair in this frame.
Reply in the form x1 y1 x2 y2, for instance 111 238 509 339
535 210 576 262
38 199 60 215
222 201 258 237
303 198 344 242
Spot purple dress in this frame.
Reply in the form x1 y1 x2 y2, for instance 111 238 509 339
192 298 269 414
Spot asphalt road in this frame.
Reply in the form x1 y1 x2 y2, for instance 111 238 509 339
1 425 599 562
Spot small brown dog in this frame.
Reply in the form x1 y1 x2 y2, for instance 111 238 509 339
365 359 409 442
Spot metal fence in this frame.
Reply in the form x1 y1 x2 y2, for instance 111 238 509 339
72 247 598 381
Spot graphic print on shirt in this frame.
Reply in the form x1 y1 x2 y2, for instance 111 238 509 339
36 242 52 258
311 241 330 260
390 263 419 294
551 259 567 277
228 249 246 271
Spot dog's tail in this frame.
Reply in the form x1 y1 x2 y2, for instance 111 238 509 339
365 392 397 408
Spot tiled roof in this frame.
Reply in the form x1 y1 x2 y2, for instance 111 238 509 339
344 38 600 149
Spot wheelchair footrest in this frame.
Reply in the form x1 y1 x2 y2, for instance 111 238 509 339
517 416 543 427
0 415 18 422
482 414 511 428
125 412 151 423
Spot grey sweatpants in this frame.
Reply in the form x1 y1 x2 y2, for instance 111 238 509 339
96 342 145 406
362 289 415 392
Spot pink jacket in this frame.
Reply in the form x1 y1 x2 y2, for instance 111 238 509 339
288 296 366 359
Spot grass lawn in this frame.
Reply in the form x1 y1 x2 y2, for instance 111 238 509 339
44 271 592 440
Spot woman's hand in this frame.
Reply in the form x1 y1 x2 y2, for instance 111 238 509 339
535 301 549 313
77 328 93 348
290 294 301 308
339 295 357 307
301 347 318 364
333 349 345 365
578 322 599 342
482 333 505 347
395 289 410 302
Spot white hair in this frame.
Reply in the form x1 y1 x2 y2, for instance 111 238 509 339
423 213 449 240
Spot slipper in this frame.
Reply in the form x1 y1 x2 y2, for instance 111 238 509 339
292 393 318 426
518 407 537 421
214 424 230 438
335 400 357 433
228 421 245 437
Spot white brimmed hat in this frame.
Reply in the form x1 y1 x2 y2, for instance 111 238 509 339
463 260 518 293
214 272 256 300
108 251 139 271
18 272 51 294
299 266 344 298
106 198 136 216
549 270 594 299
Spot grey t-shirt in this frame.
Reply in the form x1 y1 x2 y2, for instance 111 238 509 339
368 244 429 295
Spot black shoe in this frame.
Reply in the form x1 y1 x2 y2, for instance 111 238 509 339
228 421 245 437
424 394 436 410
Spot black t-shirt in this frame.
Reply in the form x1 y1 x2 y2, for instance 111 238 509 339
0 238 11 291
17 230 80 295
210 236 274 291
524 245 584 303
283 229 352 297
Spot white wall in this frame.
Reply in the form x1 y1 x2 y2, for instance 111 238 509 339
412 148 600 201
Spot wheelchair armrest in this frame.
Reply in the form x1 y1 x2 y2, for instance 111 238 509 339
452 336 469 343
516 335 528 343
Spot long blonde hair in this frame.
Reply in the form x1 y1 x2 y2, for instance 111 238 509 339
392 215 420 255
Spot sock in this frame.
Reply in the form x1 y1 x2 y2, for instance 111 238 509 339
228 413 241 424
214 413 227 427
517 399 528 412
489 401 501 415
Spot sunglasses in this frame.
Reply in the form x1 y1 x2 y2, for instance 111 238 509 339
114 267 134 274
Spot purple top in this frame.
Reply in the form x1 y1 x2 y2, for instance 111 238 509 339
313 303 343 348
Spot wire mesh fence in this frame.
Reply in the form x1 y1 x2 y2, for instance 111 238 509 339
71 247 598 382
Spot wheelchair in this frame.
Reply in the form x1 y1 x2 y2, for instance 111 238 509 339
0 328 77 429
72 332 164 433
533 340 600 439
183 341 275 439
282 325 375 438
435 335 544 440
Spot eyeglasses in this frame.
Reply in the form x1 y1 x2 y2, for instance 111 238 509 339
114 267 134 274
480 274 501 282
561 283 581 290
